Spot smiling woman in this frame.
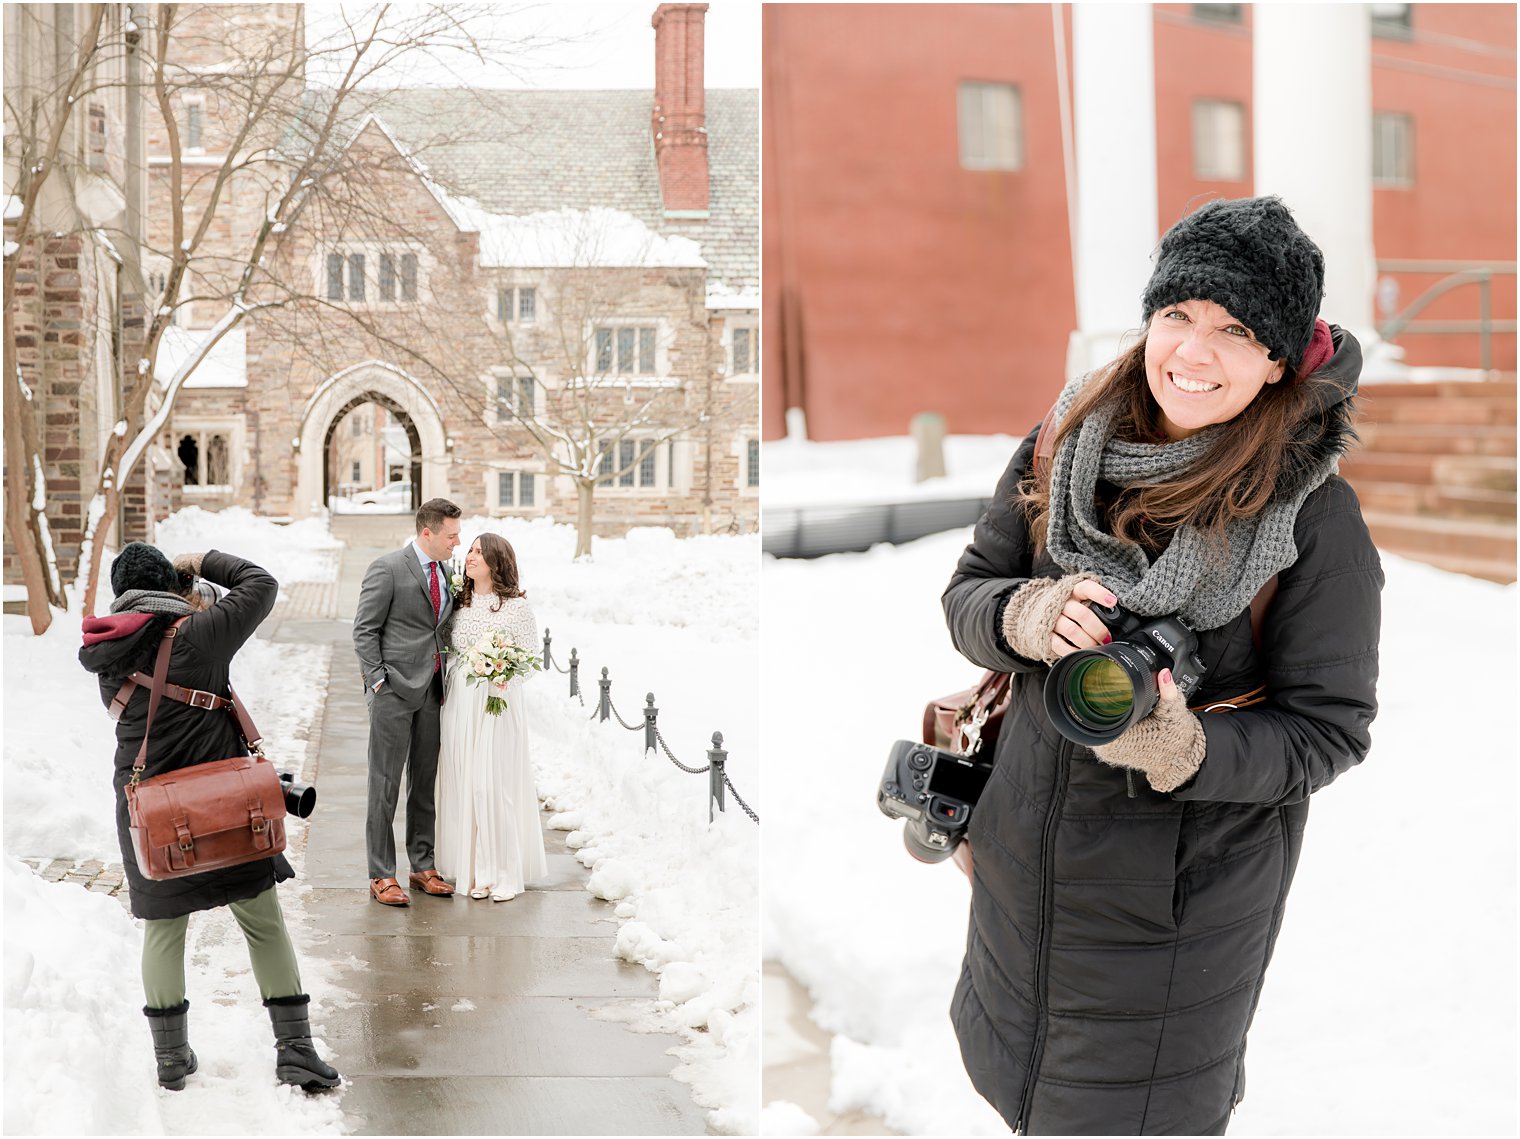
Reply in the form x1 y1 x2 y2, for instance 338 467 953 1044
942 195 1384 1135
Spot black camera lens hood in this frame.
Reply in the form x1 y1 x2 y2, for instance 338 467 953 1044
1043 644 1160 748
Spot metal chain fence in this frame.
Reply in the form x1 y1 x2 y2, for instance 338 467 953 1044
542 630 757 824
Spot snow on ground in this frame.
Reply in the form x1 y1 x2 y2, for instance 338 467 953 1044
4 508 343 1135
763 433 1026 509
457 516 761 1135
761 535 1517 1136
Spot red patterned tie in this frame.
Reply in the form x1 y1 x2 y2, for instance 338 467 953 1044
429 561 442 672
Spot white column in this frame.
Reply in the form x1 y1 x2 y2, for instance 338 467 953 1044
1253 4 1387 369
1069 3 1159 380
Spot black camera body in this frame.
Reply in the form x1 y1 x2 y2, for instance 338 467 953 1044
878 739 993 863
1043 601 1207 747
278 772 316 819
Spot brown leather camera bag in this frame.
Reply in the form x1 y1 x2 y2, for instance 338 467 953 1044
120 619 286 880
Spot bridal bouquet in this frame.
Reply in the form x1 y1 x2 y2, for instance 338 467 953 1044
462 630 542 716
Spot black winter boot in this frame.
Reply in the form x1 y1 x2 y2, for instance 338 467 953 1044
263 994 341 1091
143 1000 198 1091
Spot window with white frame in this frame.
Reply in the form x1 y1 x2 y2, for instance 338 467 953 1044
745 437 760 489
185 100 204 151
496 470 537 509
176 426 235 490
497 285 538 323
351 460 362 482
1192 99 1245 180
1373 112 1413 186
321 247 424 305
597 437 670 490
958 81 1023 171
494 373 536 422
729 323 758 376
594 326 658 375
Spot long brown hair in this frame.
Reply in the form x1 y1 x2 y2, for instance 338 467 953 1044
458 532 526 612
1021 337 1332 554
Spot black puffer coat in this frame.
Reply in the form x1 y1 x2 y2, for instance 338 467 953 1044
944 329 1382 1135
79 550 293 921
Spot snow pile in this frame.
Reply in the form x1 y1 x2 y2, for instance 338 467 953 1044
4 507 340 862
461 515 760 1134
154 507 342 592
4 859 347 1136
763 433 1025 510
762 534 1517 1135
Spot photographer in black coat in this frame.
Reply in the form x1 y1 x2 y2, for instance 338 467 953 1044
79 543 340 1093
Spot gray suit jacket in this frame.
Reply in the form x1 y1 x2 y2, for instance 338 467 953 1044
352 544 455 706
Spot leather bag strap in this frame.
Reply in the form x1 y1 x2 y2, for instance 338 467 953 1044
132 618 188 782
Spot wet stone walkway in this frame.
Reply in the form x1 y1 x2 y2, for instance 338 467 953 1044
268 516 706 1136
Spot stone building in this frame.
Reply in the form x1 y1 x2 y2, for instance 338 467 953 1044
4 2 757 598
162 1 758 538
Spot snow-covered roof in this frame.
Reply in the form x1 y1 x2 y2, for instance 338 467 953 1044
154 325 248 389
705 285 759 311
462 205 706 270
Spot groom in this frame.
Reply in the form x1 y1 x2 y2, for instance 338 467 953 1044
352 497 461 906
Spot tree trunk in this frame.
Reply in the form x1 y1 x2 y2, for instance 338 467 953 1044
574 480 595 560
3 246 63 634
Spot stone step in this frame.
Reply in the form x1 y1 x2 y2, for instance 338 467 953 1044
1357 379 1517 426
1354 422 1515 456
1341 453 1517 490
1363 510 1517 583
1353 482 1518 523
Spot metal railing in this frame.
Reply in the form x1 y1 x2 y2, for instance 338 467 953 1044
540 628 757 824
1377 260 1517 374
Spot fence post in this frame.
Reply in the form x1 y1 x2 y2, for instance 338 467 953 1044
569 648 579 698
707 731 727 823
643 693 658 753
598 667 611 723
542 628 553 668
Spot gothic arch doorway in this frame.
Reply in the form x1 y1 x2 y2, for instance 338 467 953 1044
322 393 422 513
293 361 449 518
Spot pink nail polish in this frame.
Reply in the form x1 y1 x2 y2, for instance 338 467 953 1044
1160 669 1172 685
1102 634 1112 644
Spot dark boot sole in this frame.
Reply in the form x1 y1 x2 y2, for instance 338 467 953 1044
277 1065 341 1091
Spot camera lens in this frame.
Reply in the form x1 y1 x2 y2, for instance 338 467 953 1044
1043 644 1159 747
1066 656 1133 727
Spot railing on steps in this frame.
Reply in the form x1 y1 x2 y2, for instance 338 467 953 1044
1376 260 1517 374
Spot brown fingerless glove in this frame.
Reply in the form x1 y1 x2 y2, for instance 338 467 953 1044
1092 685 1207 793
1000 573 1100 664
172 552 206 576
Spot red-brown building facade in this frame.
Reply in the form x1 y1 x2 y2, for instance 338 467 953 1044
763 3 1517 442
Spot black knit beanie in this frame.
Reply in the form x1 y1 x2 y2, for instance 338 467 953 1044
110 541 178 595
1141 196 1325 373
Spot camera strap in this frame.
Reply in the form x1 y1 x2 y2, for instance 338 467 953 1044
112 619 265 756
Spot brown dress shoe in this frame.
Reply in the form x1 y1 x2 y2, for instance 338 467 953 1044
370 877 410 906
408 869 455 897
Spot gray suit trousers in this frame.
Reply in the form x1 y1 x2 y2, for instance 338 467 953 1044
365 673 442 879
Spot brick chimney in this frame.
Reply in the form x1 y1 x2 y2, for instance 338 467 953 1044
651 3 710 217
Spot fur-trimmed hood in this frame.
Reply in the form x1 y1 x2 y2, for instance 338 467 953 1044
1288 322 1362 485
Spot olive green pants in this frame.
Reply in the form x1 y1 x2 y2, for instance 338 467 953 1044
141 887 302 1009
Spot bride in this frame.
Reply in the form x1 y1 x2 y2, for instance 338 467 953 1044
435 532 548 901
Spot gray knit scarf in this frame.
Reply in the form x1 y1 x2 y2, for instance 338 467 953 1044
1043 371 1337 631
110 590 195 618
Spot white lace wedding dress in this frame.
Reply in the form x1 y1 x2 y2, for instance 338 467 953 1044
435 593 548 899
